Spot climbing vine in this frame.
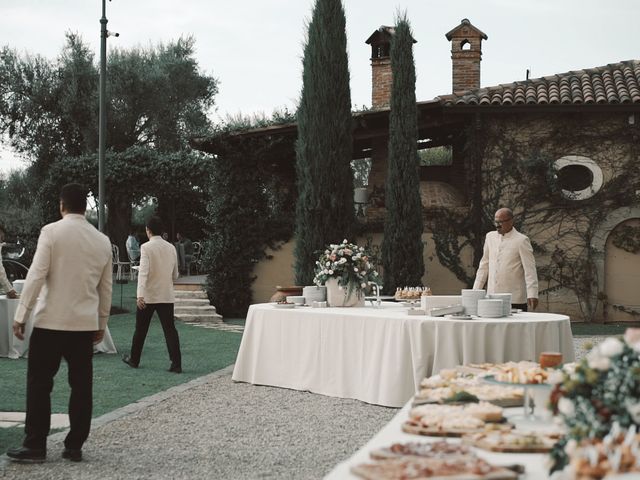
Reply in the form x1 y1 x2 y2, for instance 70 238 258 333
431 113 640 321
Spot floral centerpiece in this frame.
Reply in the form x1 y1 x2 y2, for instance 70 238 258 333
548 328 640 473
313 239 381 306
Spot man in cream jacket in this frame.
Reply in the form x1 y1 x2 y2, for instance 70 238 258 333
122 216 181 373
8 183 112 463
473 207 539 311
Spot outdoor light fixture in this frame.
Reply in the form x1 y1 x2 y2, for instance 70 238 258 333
98 0 117 232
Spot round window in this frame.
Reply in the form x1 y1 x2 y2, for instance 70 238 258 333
553 156 603 200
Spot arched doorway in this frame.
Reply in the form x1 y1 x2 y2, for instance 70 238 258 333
605 218 640 322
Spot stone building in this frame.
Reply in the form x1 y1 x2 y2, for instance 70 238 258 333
196 19 640 322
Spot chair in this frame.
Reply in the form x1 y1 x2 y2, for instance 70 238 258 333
127 249 140 280
112 244 131 281
187 241 202 276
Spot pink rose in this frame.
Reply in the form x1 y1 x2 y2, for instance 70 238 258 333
329 254 337 261
624 328 640 351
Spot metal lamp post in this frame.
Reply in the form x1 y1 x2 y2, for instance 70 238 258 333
98 0 117 232
98 0 108 232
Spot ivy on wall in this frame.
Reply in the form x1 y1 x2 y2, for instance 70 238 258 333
431 113 640 322
611 225 640 254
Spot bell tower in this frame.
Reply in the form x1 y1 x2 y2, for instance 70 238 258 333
445 18 488 94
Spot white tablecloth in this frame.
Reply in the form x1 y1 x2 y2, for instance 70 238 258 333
324 399 555 479
0 296 117 359
232 303 575 407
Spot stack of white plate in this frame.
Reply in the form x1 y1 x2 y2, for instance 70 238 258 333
303 285 326 304
461 289 486 315
488 293 512 317
477 299 505 318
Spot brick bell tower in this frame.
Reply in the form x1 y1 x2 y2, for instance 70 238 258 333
366 26 395 110
445 18 488 94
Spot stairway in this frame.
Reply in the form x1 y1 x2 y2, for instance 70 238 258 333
174 288 223 323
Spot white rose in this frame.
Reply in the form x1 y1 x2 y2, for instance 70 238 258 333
328 270 333 275
598 337 624 358
564 438 578 456
354 267 359 272
343 239 348 244
373 271 378 276
562 362 577 375
323 269 329 274
586 349 611 371
558 398 575 417
325 261 330 267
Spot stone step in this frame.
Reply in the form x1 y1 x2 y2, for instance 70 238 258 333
174 290 208 299
175 313 223 323
174 298 211 307
175 305 219 315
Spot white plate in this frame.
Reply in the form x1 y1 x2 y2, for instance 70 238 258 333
445 314 474 320
273 303 295 309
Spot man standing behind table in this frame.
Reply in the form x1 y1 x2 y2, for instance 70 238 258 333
122 216 182 373
473 207 539 311
0 224 18 298
8 183 112 463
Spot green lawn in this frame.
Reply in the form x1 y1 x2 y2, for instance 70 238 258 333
1 280 243 453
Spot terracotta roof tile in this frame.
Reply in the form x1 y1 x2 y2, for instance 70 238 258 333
437 60 640 107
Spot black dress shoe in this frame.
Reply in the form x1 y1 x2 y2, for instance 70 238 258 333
168 365 182 373
6 446 46 463
62 448 82 462
122 355 138 368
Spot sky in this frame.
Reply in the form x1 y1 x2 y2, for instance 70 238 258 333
1 0 639 173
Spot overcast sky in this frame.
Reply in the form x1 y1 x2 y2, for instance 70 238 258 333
1 0 638 173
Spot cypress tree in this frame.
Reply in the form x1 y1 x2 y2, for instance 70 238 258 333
294 0 354 285
381 15 425 290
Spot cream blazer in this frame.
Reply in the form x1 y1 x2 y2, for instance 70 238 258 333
137 236 179 304
473 228 539 304
14 214 113 330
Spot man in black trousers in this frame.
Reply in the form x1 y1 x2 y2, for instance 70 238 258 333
122 216 181 373
9 183 113 463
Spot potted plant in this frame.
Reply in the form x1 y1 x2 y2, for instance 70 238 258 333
313 239 381 307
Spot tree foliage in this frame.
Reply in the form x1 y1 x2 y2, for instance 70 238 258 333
294 0 354 286
0 34 218 255
381 15 424 290
201 134 295 316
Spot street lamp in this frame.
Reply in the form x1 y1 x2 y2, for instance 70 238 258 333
98 0 118 232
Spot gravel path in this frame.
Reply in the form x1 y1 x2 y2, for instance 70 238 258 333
0 366 397 480
0 335 605 479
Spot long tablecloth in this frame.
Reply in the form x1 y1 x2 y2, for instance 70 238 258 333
324 400 554 479
0 296 117 359
232 303 575 407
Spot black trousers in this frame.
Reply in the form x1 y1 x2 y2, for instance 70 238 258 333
24 328 94 451
512 303 528 312
130 303 181 368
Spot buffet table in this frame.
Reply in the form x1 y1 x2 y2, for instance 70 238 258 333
232 303 574 407
0 296 117 359
324 400 554 479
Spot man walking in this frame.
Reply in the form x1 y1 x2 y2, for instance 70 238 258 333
8 183 112 463
122 216 182 373
473 207 539 311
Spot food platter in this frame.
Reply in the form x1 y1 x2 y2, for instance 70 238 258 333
462 431 559 453
483 375 553 390
351 456 519 480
